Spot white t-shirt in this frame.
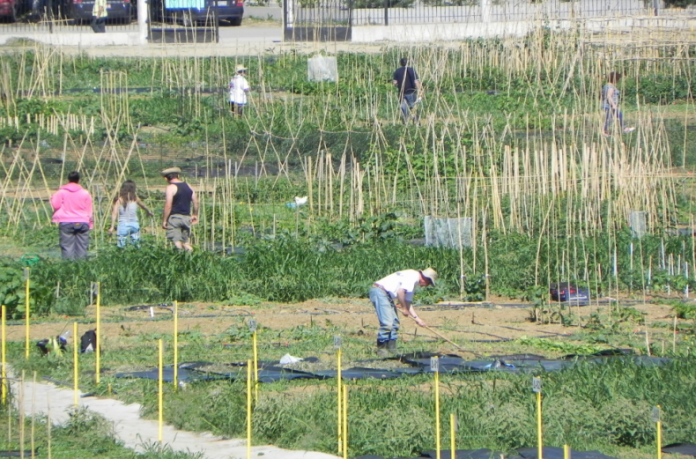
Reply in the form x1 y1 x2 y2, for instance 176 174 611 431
374 269 421 303
229 74 250 105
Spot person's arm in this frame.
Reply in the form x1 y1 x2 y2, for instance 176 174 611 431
190 189 199 224
162 184 176 229
396 288 426 327
108 199 119 234
136 197 155 217
87 193 94 229
50 190 62 211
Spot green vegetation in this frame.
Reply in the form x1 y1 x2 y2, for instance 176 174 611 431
0 404 202 459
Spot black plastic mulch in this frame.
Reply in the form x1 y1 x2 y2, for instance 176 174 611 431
510 446 617 459
114 350 672 384
662 443 696 457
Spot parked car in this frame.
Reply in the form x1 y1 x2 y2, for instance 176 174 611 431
549 282 590 306
0 0 19 21
150 0 243 26
63 0 133 23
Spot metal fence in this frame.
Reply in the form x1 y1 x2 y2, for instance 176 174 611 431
351 0 658 25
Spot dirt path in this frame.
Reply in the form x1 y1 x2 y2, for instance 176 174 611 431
10 371 340 459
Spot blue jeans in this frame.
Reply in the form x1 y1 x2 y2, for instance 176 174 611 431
604 107 623 133
369 286 399 343
116 222 140 248
400 93 418 124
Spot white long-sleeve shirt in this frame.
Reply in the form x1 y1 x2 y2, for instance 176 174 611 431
229 74 250 105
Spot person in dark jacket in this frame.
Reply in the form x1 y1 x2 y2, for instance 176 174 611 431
393 57 423 124
161 167 199 251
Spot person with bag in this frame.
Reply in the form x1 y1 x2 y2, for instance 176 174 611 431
91 0 108 33
393 57 423 125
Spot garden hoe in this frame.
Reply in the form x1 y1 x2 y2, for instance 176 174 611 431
410 316 480 357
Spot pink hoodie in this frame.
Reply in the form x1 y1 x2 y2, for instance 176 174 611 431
51 183 94 229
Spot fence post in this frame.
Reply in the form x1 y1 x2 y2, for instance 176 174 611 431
383 0 388 26
653 0 659 16
481 0 491 23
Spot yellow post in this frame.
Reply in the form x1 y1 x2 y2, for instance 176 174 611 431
247 360 252 459
450 414 456 459
24 268 30 359
158 339 163 443
173 301 178 390
342 384 348 459
73 322 78 407
252 331 258 401
435 365 441 459
656 406 662 459
563 444 569 459
337 346 342 454
537 391 543 459
1 305 6 405
95 282 101 385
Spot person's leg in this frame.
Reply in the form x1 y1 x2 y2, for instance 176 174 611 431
58 223 76 259
370 287 398 345
603 108 613 135
238 104 244 117
400 98 410 123
116 223 129 248
404 93 417 124
128 223 141 245
72 223 90 259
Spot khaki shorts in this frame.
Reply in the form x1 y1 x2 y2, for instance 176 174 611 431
166 215 191 243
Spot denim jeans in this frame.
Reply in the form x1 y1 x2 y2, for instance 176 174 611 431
604 107 623 133
400 93 418 124
116 222 140 248
58 222 90 260
369 286 399 343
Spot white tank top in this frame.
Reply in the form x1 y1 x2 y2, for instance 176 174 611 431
118 201 138 224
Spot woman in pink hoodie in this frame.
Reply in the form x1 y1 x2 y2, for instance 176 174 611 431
51 171 93 260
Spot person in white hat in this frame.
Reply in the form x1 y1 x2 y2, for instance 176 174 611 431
370 268 438 357
229 64 251 117
161 167 198 252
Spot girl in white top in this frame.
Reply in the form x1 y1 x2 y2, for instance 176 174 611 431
108 180 154 247
229 64 251 116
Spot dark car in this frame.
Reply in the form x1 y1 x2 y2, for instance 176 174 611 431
151 0 243 26
64 0 132 22
549 282 590 306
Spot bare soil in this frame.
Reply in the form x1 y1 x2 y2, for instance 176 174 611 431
10 294 684 361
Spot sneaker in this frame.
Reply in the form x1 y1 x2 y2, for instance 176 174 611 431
623 127 635 133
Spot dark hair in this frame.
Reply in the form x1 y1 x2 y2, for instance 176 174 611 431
608 72 622 84
115 180 137 207
68 171 80 183
165 173 179 181
400 57 409 67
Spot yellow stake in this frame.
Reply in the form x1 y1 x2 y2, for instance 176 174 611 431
342 384 348 459
173 301 178 390
563 444 569 459
24 268 30 359
450 414 456 459
656 406 662 459
158 339 163 443
73 322 78 407
537 390 543 459
337 347 342 454
1 305 6 405
247 360 252 459
252 331 258 401
435 367 441 459
95 282 101 384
